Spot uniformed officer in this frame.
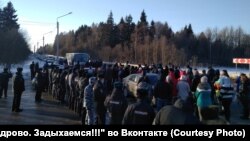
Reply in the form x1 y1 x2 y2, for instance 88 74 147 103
122 82 155 124
84 77 96 125
12 67 25 112
105 81 128 124
0 68 12 98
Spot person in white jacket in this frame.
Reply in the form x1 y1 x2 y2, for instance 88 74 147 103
214 70 234 123
177 75 191 102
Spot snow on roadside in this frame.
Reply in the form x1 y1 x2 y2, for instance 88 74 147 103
1 54 250 79
0 54 45 79
195 66 249 78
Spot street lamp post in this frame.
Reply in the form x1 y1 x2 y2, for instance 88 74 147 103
43 31 52 48
56 12 72 59
209 41 212 66
37 42 39 53
42 31 52 55
33 45 36 54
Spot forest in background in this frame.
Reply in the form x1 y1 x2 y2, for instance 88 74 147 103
0 1 247 67
39 10 250 67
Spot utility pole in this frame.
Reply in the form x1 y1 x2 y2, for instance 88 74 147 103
37 42 39 53
43 31 52 54
210 41 212 66
56 12 72 59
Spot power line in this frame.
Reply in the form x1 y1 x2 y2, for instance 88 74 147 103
19 20 55 26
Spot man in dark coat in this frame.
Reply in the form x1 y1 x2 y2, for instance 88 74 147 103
122 82 155 125
153 74 172 112
0 68 12 98
34 69 45 102
153 98 200 125
105 81 128 124
238 73 250 119
93 72 107 125
12 67 25 112
30 61 35 80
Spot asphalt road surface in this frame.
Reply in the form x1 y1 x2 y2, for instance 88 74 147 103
0 71 81 125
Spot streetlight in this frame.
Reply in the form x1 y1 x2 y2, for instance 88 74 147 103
43 31 52 48
37 42 39 53
209 41 212 66
42 31 52 55
56 12 72 59
33 45 36 54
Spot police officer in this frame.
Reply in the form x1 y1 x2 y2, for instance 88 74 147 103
12 67 25 112
122 82 155 125
93 72 107 125
34 68 45 102
0 68 12 98
84 77 96 125
30 61 35 80
105 81 128 124
153 98 200 125
77 69 88 123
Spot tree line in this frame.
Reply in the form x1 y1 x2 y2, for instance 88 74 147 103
39 10 250 67
2 2 249 67
0 2 31 66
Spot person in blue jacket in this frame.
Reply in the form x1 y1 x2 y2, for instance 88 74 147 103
195 76 212 121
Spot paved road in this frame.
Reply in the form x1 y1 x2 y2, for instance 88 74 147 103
226 100 250 125
1 70 250 125
0 72 81 125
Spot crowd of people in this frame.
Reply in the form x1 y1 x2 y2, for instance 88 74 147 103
0 67 25 112
0 60 250 125
28 60 250 125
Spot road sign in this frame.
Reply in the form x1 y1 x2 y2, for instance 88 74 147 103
233 58 250 64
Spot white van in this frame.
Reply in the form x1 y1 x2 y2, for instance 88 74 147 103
66 53 90 66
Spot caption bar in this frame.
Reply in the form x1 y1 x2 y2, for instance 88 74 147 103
0 128 246 138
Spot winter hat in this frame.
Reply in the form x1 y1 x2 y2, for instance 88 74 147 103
17 67 23 72
3 68 8 72
200 76 208 83
89 77 96 85
136 82 149 98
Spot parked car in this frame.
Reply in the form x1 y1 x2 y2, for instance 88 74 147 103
123 73 160 97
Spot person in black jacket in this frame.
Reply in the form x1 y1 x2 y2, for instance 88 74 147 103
93 72 107 125
238 73 250 119
0 68 12 98
30 61 35 80
153 98 200 125
12 67 25 112
105 81 128 124
122 82 155 125
34 69 45 102
153 74 172 112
